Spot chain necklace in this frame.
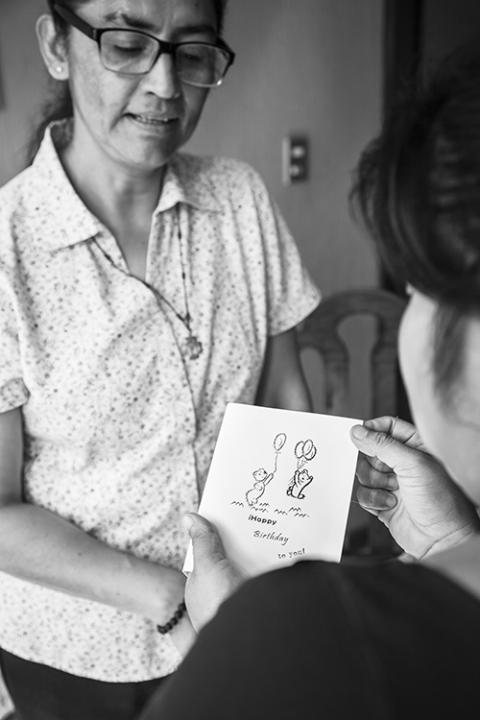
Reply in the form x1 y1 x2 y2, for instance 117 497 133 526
156 205 203 361
93 205 203 360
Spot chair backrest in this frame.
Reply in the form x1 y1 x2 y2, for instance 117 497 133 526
297 288 407 418
297 288 408 557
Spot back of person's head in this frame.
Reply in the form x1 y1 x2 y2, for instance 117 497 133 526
353 42 480 402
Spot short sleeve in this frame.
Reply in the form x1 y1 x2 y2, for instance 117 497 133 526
247 168 321 335
0 273 28 412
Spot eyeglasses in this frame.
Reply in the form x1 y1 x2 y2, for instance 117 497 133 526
52 4 235 88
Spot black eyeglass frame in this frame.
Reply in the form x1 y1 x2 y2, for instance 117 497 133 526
52 3 235 86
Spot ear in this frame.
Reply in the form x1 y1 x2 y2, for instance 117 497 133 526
36 13 70 82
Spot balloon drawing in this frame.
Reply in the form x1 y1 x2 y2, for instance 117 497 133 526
287 438 317 500
245 432 287 507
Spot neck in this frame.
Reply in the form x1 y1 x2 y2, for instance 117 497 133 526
61 132 166 234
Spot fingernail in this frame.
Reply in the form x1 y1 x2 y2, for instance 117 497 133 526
386 494 397 508
351 425 367 439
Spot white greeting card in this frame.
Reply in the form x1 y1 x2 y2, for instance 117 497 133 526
184 403 360 576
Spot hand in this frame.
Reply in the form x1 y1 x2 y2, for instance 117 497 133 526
169 612 197 659
143 566 196 659
351 417 480 559
183 513 244 631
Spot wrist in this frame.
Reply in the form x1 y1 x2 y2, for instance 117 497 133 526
421 521 480 559
156 600 186 635
169 612 197 657
156 566 186 623
124 555 186 625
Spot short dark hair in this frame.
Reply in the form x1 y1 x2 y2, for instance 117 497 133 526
352 42 480 400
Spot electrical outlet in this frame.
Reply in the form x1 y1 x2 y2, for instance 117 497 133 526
282 135 309 185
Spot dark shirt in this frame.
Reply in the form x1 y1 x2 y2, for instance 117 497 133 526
141 559 480 719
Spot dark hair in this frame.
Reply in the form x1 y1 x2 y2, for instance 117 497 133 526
27 0 228 162
352 42 480 400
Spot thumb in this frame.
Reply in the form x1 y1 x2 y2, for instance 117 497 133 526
350 424 419 471
183 513 226 568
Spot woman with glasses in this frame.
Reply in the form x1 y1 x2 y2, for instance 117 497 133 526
0 0 319 718
140 45 480 719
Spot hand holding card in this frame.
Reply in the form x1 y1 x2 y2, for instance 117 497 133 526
182 513 244 631
184 403 360 576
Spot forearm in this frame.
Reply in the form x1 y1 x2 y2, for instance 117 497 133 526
0 502 185 624
256 328 312 412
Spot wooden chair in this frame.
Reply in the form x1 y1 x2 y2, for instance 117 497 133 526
297 288 408 557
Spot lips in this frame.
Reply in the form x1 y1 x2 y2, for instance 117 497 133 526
127 113 179 126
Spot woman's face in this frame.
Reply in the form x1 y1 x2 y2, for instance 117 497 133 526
64 0 217 173
399 289 480 506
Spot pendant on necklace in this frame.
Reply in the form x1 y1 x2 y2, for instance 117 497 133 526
184 333 204 361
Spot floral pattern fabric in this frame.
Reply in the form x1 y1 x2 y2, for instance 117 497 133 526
0 122 320 681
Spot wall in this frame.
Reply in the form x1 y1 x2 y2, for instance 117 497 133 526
0 0 383 417
187 0 383 298
0 0 49 185
1 0 382 293
188 0 384 420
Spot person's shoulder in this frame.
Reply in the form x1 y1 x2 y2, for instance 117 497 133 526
330 557 480 653
225 560 343 618
228 556 480 619
0 165 34 207
0 166 36 262
340 553 480 603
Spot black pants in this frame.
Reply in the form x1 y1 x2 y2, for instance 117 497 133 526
0 649 170 720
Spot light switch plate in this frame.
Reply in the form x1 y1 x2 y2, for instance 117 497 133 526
282 135 309 185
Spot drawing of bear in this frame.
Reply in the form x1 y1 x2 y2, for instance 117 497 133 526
287 468 313 500
246 468 274 507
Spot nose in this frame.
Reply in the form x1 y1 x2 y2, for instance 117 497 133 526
142 52 182 99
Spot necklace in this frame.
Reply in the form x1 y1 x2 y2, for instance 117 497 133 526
156 205 203 361
94 207 203 360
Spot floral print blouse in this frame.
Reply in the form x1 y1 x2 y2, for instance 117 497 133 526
0 122 320 681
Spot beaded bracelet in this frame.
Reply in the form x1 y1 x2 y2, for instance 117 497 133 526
156 601 187 635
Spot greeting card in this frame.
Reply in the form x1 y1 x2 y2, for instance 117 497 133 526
184 403 360 576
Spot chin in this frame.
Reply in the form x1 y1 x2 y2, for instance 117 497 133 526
119 148 176 173
114 132 184 171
